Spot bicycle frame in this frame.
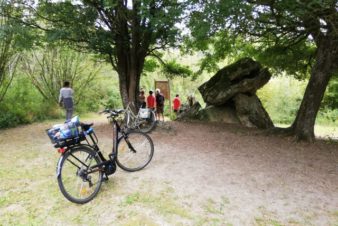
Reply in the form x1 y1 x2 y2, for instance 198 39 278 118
57 114 137 178
57 119 117 176
125 102 156 131
54 108 154 204
125 102 139 129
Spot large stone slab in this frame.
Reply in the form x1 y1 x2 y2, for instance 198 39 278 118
198 58 271 106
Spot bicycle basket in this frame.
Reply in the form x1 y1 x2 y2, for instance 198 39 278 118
139 108 150 119
46 116 84 148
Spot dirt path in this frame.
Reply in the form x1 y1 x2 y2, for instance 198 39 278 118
96 119 338 225
0 118 338 225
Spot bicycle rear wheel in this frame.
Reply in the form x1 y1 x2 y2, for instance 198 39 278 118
116 131 154 172
57 145 103 204
137 111 156 133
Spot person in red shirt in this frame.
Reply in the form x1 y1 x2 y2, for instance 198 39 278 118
147 90 155 110
173 94 181 114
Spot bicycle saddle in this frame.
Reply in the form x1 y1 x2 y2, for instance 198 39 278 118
81 122 94 131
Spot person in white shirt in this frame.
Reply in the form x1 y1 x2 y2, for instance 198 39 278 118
59 81 74 121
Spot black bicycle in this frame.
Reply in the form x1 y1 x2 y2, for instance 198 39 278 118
53 109 154 204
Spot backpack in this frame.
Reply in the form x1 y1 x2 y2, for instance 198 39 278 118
157 94 164 105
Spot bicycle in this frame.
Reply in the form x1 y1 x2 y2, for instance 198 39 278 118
48 109 154 204
124 102 156 133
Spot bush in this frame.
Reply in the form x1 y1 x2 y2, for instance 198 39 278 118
0 75 63 128
257 76 306 125
317 108 338 125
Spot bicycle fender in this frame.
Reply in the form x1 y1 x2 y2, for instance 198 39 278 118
56 155 65 178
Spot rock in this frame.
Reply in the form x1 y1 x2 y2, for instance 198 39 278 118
176 102 201 120
179 58 274 129
197 105 240 124
198 58 271 106
233 93 274 129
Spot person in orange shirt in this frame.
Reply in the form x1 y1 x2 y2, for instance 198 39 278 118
173 94 181 114
147 90 155 110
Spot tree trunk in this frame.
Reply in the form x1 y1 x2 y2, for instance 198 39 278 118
290 38 338 142
116 61 143 108
113 0 148 109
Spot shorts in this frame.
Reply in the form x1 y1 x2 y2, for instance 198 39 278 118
156 105 164 113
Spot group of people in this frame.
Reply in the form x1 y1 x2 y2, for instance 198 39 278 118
58 81 182 122
138 89 165 121
139 88 181 121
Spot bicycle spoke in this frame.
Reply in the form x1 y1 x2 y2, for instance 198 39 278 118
58 146 103 204
117 131 154 172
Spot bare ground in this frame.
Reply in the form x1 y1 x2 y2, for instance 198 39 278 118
0 117 338 225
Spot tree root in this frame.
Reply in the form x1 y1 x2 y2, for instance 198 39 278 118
263 126 315 143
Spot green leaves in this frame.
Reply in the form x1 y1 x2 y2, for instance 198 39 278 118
22 46 101 105
186 0 336 79
161 60 192 79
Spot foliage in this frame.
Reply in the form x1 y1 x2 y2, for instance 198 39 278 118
187 1 323 78
0 1 21 102
258 76 338 126
187 0 338 141
143 58 159 74
0 57 120 128
317 108 338 125
161 60 193 79
257 76 306 124
0 75 60 128
322 73 338 110
24 0 188 106
22 47 101 106
186 0 337 85
101 89 123 110
0 0 39 103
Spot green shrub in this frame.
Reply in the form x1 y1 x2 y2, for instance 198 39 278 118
0 75 63 128
317 108 338 125
257 76 306 125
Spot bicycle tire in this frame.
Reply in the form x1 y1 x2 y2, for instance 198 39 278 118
137 111 156 133
116 131 154 172
57 145 103 204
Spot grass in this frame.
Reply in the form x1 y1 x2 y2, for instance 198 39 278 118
254 217 283 226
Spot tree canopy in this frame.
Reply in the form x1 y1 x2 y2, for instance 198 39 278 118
187 0 338 141
27 0 186 106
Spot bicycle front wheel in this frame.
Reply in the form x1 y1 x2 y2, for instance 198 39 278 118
116 131 154 172
57 145 103 204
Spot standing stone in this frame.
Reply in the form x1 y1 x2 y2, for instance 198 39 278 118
233 93 274 129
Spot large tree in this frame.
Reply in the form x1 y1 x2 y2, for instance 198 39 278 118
189 0 338 141
22 0 184 107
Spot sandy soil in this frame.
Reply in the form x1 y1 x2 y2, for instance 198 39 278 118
93 119 338 225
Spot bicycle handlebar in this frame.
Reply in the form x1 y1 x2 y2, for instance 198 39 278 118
99 108 124 118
